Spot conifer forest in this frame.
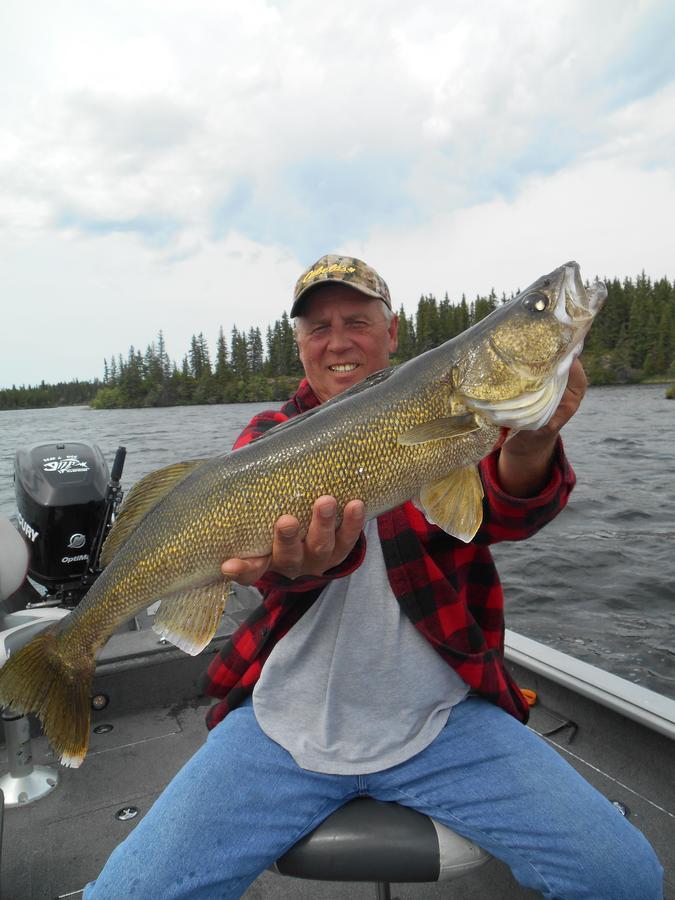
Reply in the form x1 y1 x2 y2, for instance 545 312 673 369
2 272 674 410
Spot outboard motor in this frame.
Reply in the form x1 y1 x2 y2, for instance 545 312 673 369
1 442 123 807
13 441 126 607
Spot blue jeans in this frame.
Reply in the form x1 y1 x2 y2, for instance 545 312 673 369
84 696 663 899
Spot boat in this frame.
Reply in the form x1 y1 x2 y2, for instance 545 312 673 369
1 440 673 898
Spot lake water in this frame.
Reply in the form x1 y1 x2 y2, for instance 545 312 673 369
0 384 673 699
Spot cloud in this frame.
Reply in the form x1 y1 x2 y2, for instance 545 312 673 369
4 1 672 250
212 156 417 260
362 157 675 306
66 91 201 155
597 0 675 108
55 209 183 246
0 0 674 387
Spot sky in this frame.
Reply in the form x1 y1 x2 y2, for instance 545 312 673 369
1 0 674 388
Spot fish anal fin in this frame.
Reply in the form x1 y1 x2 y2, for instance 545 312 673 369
152 580 231 656
101 459 206 566
398 413 478 446
419 466 484 543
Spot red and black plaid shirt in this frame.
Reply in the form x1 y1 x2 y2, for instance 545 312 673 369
204 378 576 729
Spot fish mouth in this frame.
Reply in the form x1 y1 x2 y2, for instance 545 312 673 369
552 262 607 370
554 261 606 328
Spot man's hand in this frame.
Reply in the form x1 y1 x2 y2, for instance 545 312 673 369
221 496 366 586
497 358 587 497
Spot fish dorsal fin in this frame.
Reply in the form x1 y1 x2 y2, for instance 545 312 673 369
253 366 401 443
397 413 479 446
100 459 207 566
418 466 484 542
152 579 231 655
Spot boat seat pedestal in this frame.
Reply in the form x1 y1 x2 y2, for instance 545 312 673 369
0 710 59 806
0 608 68 807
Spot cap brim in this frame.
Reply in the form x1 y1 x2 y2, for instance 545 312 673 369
291 279 389 317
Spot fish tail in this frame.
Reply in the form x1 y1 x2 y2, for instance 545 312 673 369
0 627 94 768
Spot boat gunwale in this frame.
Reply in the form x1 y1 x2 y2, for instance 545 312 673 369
505 628 675 740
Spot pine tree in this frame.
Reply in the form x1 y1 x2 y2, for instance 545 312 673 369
247 327 264 374
230 327 250 381
458 295 470 333
157 330 171 381
416 295 439 353
395 305 416 360
216 327 229 380
278 312 299 375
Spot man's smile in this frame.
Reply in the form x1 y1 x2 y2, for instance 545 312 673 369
328 363 359 373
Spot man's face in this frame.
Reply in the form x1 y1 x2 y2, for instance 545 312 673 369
294 284 399 403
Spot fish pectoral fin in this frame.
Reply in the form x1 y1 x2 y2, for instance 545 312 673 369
101 459 207 566
418 466 484 543
397 413 479 446
152 580 232 656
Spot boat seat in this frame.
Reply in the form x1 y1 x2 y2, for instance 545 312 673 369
272 796 491 899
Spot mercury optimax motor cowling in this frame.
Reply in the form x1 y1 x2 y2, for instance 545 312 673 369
13 441 126 606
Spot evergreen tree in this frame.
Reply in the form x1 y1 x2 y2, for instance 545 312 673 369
265 324 279 376
395 305 416 361
215 327 229 380
438 293 455 342
230 326 250 381
473 290 497 324
457 294 470 333
247 327 264 374
415 295 439 353
279 312 300 375
157 330 171 380
11 268 674 411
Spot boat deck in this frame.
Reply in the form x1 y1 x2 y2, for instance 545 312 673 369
1 592 673 899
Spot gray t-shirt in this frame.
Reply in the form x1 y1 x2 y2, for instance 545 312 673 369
253 520 469 774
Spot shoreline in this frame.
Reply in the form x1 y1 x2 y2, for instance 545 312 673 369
2 378 675 413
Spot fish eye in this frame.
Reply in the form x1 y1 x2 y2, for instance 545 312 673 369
523 291 549 313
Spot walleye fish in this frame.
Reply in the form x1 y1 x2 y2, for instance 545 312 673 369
0 261 605 766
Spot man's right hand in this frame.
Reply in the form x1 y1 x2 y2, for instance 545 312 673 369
221 496 365 586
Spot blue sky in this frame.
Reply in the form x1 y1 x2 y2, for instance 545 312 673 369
1 0 674 388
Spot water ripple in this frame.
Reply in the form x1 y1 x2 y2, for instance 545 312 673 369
2 386 674 698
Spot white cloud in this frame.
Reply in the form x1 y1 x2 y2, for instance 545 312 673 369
363 159 675 306
0 0 674 386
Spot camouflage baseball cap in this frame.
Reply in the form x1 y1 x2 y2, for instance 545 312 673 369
291 255 392 317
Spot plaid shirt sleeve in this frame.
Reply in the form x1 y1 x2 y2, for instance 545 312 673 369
476 437 575 544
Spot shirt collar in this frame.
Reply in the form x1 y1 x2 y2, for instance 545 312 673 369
293 378 322 413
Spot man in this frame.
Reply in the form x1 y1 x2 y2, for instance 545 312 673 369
86 256 662 899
